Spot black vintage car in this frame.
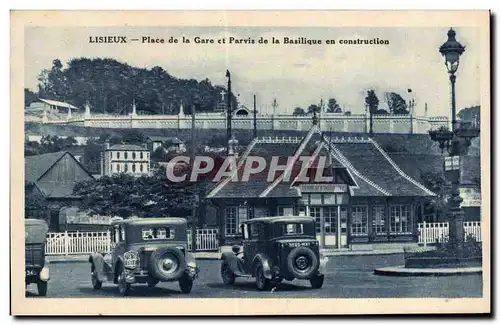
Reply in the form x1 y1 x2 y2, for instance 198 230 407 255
220 216 327 291
89 218 198 296
25 219 50 296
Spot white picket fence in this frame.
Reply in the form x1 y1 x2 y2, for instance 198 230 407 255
187 229 219 251
46 231 112 255
418 221 481 245
45 229 219 255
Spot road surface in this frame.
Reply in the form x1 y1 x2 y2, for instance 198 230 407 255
26 254 482 298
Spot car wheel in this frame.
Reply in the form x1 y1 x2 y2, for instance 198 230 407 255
287 247 319 279
37 280 48 297
117 266 131 296
147 278 159 288
149 247 186 281
220 261 235 285
309 274 325 289
91 266 102 290
179 274 193 294
255 263 270 291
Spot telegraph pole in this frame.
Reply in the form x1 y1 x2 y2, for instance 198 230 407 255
253 94 257 138
226 70 232 155
190 103 198 252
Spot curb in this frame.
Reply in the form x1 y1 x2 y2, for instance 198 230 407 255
374 265 483 277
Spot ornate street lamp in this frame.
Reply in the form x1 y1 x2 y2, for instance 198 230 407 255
429 28 480 249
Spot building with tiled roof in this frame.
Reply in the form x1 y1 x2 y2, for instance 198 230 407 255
25 151 95 230
207 125 438 249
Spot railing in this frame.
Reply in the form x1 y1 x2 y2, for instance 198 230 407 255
418 221 481 246
46 231 111 255
187 229 219 251
45 228 219 255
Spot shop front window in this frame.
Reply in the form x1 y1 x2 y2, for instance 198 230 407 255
323 207 338 235
277 206 294 216
390 205 413 234
372 206 386 234
309 207 321 234
351 206 368 236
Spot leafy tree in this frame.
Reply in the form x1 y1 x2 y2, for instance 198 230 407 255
24 88 38 108
384 92 409 115
307 104 321 114
73 171 198 219
120 129 145 145
326 98 342 113
420 171 450 221
365 90 379 134
457 105 480 125
293 107 306 115
36 57 237 116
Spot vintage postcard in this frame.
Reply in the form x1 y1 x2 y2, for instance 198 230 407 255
11 10 490 315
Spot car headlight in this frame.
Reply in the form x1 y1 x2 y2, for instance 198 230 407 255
124 250 139 269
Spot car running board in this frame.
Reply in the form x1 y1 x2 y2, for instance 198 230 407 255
234 272 253 278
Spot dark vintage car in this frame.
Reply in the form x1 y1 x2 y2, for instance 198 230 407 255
89 217 198 296
25 219 50 296
220 216 328 291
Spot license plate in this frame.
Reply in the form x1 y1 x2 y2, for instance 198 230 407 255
26 270 36 276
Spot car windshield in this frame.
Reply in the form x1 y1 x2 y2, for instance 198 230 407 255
274 222 315 237
142 227 174 240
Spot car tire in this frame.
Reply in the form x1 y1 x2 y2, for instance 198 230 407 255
287 247 319 279
309 274 325 289
179 274 193 294
147 278 159 288
91 269 102 290
116 265 131 297
149 247 186 281
37 280 48 297
220 260 236 285
255 263 270 291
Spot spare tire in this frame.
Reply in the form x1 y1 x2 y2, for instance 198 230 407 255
148 247 186 281
286 246 319 279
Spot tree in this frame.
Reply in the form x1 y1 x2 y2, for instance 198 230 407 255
420 171 450 222
293 107 306 115
365 90 379 134
457 105 480 125
121 129 145 145
307 104 321 114
73 172 198 219
326 98 342 113
24 88 38 108
384 92 409 115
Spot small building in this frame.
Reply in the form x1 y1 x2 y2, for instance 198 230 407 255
26 98 80 114
146 136 186 154
101 143 151 177
25 151 95 230
207 125 436 249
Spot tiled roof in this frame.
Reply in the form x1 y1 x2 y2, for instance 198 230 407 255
25 151 66 183
108 144 149 151
332 141 435 197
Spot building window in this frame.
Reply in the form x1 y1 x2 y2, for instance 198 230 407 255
117 151 120 159
225 207 238 235
309 207 321 234
297 206 307 216
390 205 413 234
140 152 143 159
132 164 136 172
372 206 386 234
132 152 136 160
116 164 120 172
253 207 269 219
146 152 150 160
124 152 128 160
277 206 294 216
351 206 368 236
124 163 128 172
324 207 337 235
140 164 143 172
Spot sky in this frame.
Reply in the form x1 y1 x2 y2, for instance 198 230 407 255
24 26 480 117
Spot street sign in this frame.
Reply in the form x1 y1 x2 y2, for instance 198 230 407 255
444 155 460 171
